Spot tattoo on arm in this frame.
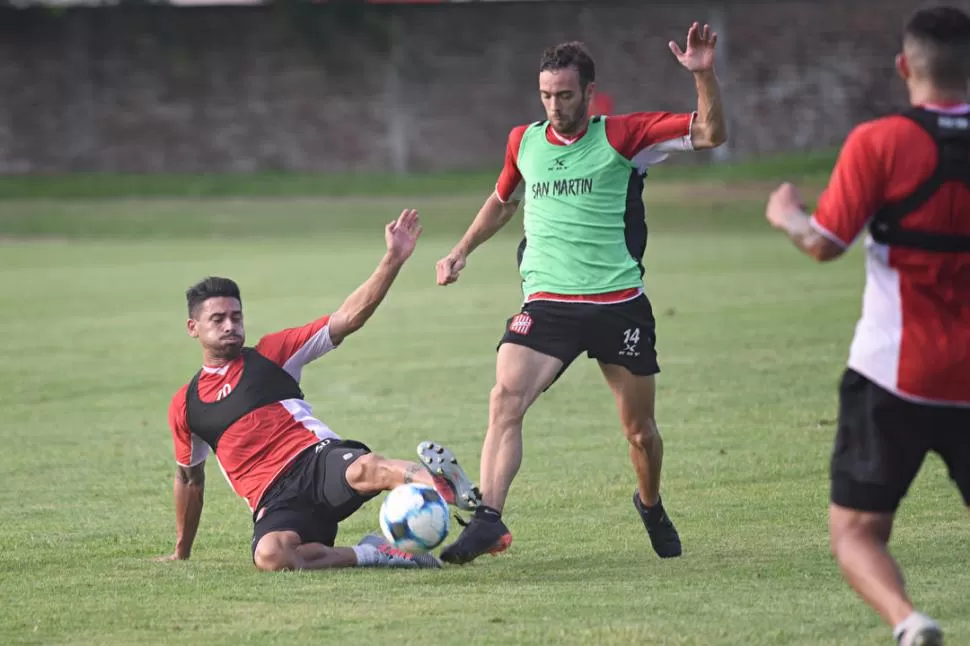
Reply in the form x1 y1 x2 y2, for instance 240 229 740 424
403 463 422 484
176 463 206 486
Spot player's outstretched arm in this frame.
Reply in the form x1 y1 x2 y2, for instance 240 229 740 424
669 22 727 150
155 462 206 561
765 183 844 262
329 209 422 345
435 193 519 286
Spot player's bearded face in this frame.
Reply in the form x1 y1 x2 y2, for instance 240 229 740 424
539 68 591 136
188 297 246 361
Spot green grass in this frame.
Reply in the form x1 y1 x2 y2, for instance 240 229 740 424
0 150 839 200
0 165 966 646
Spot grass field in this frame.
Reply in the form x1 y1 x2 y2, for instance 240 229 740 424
1 156 967 646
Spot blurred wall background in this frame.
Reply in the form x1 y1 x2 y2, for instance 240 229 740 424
0 0 964 174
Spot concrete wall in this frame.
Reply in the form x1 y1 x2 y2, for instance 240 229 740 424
0 0 963 174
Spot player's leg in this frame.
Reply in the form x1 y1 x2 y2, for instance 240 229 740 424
587 294 680 557
598 364 680 557
480 343 564 512
441 302 581 565
828 505 943 645
599 365 663 506
438 344 563 565
933 403 970 515
254 440 443 570
829 369 941 645
901 410 970 644
310 437 481 511
252 527 438 571
345 446 481 510
827 507 917 624
249 450 360 571
253 529 357 571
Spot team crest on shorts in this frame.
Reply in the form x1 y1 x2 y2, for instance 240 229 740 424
509 313 533 335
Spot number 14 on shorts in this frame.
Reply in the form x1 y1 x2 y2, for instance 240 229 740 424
620 328 641 357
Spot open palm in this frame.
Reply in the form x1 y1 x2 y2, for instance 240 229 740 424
669 22 717 73
385 208 422 262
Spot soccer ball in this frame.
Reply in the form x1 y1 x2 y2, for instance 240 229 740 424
379 483 450 553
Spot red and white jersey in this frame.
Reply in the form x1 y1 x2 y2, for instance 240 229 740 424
168 316 340 510
496 112 695 304
811 103 970 406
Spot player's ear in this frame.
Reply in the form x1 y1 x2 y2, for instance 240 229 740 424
584 81 596 104
895 53 909 82
187 318 199 338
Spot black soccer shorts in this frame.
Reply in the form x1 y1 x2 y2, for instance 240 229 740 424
497 294 660 386
250 438 378 559
830 369 970 513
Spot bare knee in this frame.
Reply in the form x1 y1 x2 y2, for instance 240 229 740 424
830 523 865 561
829 506 893 560
253 536 298 572
623 416 661 452
489 382 529 429
344 452 382 492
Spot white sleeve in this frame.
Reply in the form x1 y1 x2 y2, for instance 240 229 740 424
177 434 211 468
496 181 525 203
281 323 336 382
650 113 696 153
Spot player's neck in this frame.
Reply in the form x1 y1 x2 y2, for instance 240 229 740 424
550 117 590 142
909 83 967 108
202 352 232 369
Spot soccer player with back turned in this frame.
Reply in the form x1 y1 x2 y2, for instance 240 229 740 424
765 7 970 645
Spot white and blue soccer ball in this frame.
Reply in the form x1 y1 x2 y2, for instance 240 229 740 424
379 483 450 553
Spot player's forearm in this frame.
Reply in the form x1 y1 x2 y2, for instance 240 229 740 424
454 193 517 257
776 209 843 262
173 467 205 558
334 252 404 334
692 70 727 148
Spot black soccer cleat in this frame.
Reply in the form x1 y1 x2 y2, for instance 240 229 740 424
439 508 512 565
633 491 682 558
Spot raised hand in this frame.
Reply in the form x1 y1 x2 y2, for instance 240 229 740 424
669 22 718 73
386 208 423 263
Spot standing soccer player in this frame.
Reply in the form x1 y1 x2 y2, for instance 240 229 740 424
765 7 970 645
434 24 727 564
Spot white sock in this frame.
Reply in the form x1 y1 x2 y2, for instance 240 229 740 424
893 611 938 644
351 544 384 567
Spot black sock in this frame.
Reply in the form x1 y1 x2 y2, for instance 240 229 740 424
639 494 663 514
475 505 502 522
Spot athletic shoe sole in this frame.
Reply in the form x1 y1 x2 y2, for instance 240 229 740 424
417 441 482 511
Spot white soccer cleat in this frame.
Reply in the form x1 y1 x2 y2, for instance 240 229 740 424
417 441 482 511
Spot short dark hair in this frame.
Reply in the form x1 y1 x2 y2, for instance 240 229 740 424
904 5 970 89
185 276 241 318
539 41 595 89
